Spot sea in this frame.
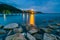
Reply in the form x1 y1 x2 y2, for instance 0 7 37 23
0 13 60 40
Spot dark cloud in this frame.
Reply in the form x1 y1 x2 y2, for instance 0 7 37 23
0 0 60 13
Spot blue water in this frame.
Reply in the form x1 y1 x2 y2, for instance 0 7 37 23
0 13 60 26
0 13 60 40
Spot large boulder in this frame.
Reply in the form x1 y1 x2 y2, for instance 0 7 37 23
4 23 18 30
27 33 36 40
43 33 57 40
13 27 23 33
33 33 43 40
29 29 38 34
5 33 27 40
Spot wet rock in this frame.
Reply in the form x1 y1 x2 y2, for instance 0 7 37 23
43 33 58 40
13 27 23 33
40 28 52 33
56 29 60 33
29 28 38 34
33 33 43 40
25 25 38 34
27 33 36 40
56 29 60 36
5 33 27 40
48 25 59 29
4 23 18 30
0 29 6 34
56 36 60 40
56 23 60 26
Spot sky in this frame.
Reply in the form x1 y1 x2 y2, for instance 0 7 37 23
0 0 60 13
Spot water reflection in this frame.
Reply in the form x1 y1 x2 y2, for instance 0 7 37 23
26 13 29 24
23 13 25 24
29 13 35 25
3 14 6 21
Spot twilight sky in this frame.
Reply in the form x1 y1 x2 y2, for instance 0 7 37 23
0 0 60 13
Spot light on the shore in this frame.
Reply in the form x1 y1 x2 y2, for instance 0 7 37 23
31 9 34 11
30 9 34 14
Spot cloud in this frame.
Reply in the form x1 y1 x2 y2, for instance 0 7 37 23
28 0 60 13
18 0 60 13
0 0 60 13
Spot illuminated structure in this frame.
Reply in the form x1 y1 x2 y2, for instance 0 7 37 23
29 9 35 26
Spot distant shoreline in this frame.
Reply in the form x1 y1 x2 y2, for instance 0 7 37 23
0 14 21 16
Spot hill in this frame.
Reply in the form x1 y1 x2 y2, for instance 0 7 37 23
0 4 22 13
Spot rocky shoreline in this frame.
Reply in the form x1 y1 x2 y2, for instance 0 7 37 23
0 23 60 40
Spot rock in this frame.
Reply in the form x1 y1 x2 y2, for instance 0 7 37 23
56 23 60 26
5 33 27 40
40 28 52 33
13 27 23 33
56 36 60 40
43 33 57 40
48 25 59 29
0 29 6 34
33 33 43 40
0 25 4 28
56 29 60 33
4 23 18 30
29 28 38 34
27 33 36 40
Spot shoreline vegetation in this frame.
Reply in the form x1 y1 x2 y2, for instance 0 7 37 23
0 3 42 14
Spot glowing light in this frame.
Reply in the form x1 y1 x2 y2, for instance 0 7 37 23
30 9 34 14
31 9 34 11
29 9 35 25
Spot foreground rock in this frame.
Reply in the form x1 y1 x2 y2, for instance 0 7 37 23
5 33 27 40
29 28 38 34
43 33 57 40
26 25 38 34
27 33 36 40
4 23 18 30
33 33 43 40
13 27 23 33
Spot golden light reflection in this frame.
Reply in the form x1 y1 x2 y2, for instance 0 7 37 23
29 9 35 25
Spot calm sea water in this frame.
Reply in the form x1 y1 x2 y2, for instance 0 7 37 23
0 13 60 40
0 13 60 26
